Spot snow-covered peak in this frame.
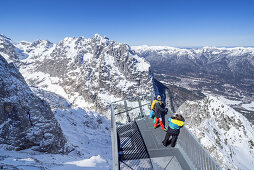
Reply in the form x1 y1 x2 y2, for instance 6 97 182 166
19 40 32 46
17 39 53 50
92 34 110 45
93 33 103 40
0 34 13 46
59 34 109 48
16 39 53 61
31 39 53 48
0 34 12 41
0 34 21 62
62 36 76 43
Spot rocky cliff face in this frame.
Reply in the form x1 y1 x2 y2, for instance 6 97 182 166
0 55 67 153
177 95 254 170
2 34 153 115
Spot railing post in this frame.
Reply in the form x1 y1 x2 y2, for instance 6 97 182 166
111 104 119 170
124 100 131 122
138 98 144 118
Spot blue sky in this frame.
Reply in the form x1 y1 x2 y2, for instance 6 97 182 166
1 0 254 47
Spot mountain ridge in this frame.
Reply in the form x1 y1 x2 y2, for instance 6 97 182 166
133 45 254 82
1 34 153 116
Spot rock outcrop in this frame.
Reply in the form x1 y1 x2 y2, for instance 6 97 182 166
0 55 67 153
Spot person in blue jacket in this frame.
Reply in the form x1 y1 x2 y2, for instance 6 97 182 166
162 114 185 147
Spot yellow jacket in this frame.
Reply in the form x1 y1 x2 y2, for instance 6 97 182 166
151 100 158 110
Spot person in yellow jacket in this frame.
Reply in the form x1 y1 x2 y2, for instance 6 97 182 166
149 96 158 119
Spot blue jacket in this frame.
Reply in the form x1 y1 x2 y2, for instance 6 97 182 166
168 117 185 130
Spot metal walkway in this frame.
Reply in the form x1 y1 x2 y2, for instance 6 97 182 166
135 116 191 170
111 94 221 170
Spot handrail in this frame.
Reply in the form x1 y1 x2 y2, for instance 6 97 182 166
111 92 152 104
178 125 221 170
115 102 150 115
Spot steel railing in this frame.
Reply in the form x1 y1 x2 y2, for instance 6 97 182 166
178 125 221 170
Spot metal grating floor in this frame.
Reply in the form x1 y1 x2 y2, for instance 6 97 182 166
136 116 191 170
117 121 153 169
117 114 191 170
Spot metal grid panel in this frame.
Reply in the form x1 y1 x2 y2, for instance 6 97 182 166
117 121 153 170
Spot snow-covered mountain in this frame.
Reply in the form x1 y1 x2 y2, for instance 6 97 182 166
0 34 152 169
177 95 254 169
133 45 254 81
4 34 152 116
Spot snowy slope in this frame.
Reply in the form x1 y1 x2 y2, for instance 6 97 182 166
0 108 112 169
177 95 254 170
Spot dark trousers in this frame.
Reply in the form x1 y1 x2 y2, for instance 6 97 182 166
162 128 180 147
161 113 165 126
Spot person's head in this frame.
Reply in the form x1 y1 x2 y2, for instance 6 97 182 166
175 114 183 121
157 95 161 101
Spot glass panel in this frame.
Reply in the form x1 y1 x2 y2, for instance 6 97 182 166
126 100 140 121
140 94 152 116
113 100 128 125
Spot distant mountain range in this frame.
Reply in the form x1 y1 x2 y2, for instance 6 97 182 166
133 45 254 82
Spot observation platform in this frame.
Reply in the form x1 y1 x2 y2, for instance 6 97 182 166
111 94 220 170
